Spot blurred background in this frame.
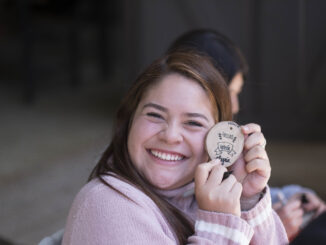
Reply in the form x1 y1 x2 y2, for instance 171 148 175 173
0 0 325 244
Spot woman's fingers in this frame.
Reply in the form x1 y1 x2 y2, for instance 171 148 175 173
243 144 270 179
222 174 239 192
244 145 268 162
273 202 283 210
286 199 302 211
301 192 326 215
244 132 266 150
195 168 242 216
234 123 271 199
245 158 271 178
316 204 326 216
205 164 227 187
241 123 267 151
230 181 243 198
195 160 221 187
241 123 261 135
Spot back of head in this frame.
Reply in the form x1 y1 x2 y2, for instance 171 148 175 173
168 29 248 83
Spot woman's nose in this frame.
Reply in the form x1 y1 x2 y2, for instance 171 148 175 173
159 123 183 144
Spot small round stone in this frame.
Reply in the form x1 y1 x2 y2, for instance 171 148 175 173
206 121 244 167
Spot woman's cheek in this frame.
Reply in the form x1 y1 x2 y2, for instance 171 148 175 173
136 118 165 137
185 131 207 153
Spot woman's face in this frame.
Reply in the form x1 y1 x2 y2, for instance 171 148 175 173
228 72 244 115
128 73 216 190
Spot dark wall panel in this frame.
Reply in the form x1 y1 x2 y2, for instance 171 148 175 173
122 0 326 140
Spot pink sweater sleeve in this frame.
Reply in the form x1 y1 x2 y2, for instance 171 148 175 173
188 186 288 245
240 186 288 244
188 210 254 244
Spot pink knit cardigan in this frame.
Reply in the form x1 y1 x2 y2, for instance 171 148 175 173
62 175 288 244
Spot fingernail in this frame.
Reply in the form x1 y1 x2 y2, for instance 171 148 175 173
242 126 249 131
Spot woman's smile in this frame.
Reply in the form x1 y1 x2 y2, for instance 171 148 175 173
148 148 186 163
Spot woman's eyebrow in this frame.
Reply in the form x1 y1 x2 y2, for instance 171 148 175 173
143 103 167 112
185 113 209 122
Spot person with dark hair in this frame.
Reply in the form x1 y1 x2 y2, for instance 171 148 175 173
61 51 287 244
167 29 248 116
168 29 326 242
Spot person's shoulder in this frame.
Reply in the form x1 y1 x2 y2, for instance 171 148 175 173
74 175 155 208
64 175 176 244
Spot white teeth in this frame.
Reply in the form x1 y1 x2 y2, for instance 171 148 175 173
151 150 184 161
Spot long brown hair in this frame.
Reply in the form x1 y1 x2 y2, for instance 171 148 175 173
89 51 232 244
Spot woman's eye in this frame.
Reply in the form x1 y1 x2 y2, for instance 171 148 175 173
146 112 163 119
186 121 203 127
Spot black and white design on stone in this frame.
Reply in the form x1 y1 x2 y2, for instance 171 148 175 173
206 121 244 167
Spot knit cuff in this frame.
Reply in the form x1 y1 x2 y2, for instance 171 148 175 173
240 187 266 211
195 209 254 244
241 186 273 228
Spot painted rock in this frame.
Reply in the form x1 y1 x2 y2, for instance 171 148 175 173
206 121 244 167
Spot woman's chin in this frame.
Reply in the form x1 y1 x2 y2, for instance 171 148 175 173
151 178 178 190
153 181 174 190
146 171 191 190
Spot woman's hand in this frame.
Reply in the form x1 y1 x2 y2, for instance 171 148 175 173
301 192 326 217
230 123 271 199
195 160 242 216
273 192 326 240
273 196 304 240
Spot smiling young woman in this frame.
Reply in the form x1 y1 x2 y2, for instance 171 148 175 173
61 51 287 245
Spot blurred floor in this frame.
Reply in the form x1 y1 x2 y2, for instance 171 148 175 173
0 82 325 245
0 81 120 245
